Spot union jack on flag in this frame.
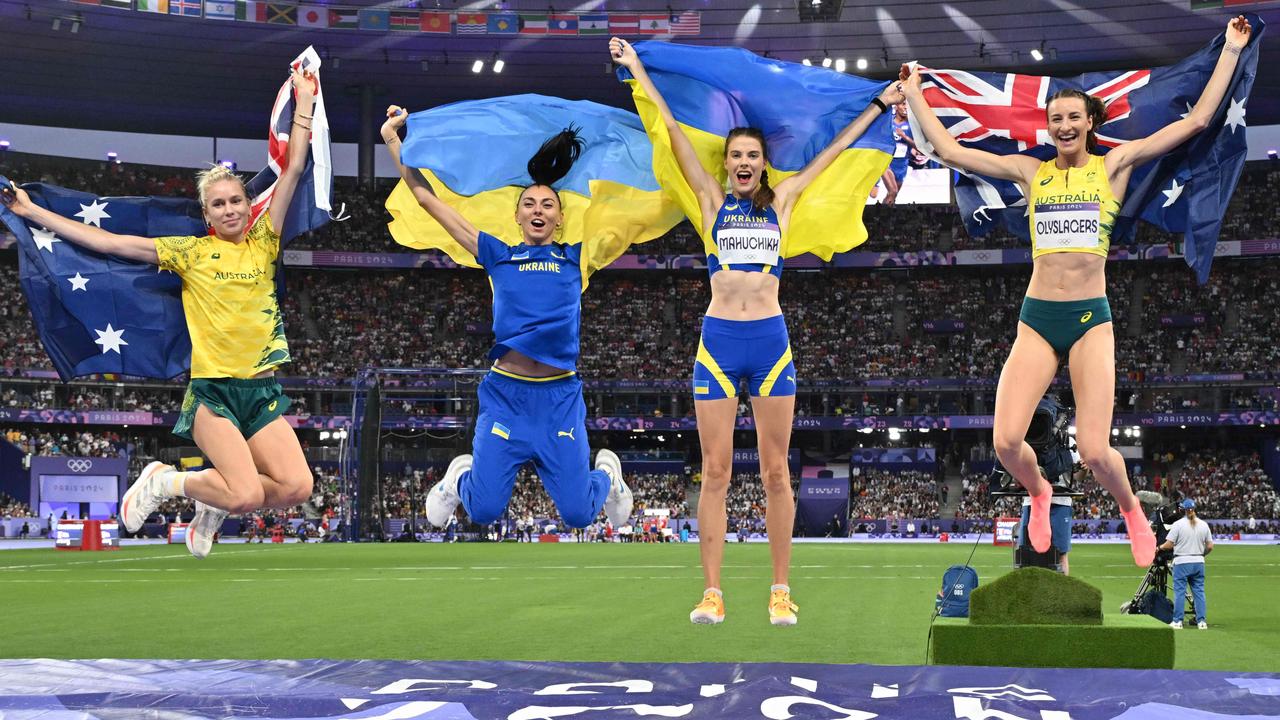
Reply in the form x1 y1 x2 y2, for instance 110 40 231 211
907 15 1263 282
245 46 335 243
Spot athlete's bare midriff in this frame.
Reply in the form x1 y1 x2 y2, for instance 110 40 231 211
706 269 783 320
1026 252 1107 302
494 349 569 378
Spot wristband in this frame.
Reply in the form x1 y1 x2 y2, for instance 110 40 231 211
871 97 888 113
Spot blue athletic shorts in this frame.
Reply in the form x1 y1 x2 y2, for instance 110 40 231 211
1019 503 1073 554
692 314 796 400
458 368 610 528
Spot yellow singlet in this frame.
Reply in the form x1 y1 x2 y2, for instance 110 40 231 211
1028 154 1119 259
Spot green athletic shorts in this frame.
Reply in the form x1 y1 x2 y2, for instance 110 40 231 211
1018 296 1112 356
173 377 291 441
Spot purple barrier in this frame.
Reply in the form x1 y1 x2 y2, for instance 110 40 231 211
3 657 1278 719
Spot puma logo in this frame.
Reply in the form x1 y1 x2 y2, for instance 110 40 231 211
557 428 575 440
1079 311 1093 324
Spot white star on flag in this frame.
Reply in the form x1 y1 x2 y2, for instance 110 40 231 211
32 227 61 253
67 273 89 291
1224 97 1246 133
1162 179 1184 208
75 199 111 227
93 323 128 354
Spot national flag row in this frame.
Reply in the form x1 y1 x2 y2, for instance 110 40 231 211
70 1 702 36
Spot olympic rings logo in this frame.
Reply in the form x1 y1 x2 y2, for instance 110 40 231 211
66 459 93 473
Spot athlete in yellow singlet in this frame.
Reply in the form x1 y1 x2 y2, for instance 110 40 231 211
903 16 1252 568
1 67 320 560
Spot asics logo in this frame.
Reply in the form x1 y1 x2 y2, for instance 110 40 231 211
1079 311 1093 324
268 400 278 411
557 428 575 440
67 459 93 473
1040 177 1054 186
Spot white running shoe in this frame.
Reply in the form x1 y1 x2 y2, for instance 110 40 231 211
1198 621 1208 630
596 449 633 528
120 461 171 533
426 455 471 528
1170 621 1183 629
185 501 229 560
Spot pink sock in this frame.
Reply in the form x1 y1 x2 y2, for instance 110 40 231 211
1122 505 1156 567
1027 485 1052 553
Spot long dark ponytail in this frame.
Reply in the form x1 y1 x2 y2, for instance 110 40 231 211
725 127 774 213
1046 88 1107 152
521 125 584 207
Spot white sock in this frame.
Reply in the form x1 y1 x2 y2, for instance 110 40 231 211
704 587 723 597
771 584 790 594
159 470 187 498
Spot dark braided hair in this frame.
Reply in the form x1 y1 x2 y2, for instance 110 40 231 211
1045 88 1107 152
725 127 774 213
520 125 584 208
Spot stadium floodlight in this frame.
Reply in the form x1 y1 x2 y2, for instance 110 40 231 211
1030 48 1044 62
493 58 505 74
834 58 846 72
0 139 9 150
1112 428 1119 436
856 57 868 70
319 430 330 440
106 151 118 161
1268 149 1278 160
887 428 901 441
802 57 812 66
472 59 484 73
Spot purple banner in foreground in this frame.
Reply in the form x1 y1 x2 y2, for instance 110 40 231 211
0 658 1276 719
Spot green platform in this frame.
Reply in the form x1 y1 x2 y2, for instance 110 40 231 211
929 567 1175 669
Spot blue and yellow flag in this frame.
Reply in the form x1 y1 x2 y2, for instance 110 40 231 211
385 94 684 289
619 42 895 260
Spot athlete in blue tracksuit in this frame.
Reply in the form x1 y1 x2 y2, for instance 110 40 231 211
380 105 633 532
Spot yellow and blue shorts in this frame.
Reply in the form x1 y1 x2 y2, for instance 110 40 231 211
459 368 611 529
1019 296 1111 356
693 315 796 400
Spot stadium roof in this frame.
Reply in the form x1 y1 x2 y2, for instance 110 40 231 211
1 0 1278 142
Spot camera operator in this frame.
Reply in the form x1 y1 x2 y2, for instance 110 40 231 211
1159 499 1213 629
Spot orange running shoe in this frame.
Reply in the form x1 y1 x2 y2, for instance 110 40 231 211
689 590 725 625
768 588 798 626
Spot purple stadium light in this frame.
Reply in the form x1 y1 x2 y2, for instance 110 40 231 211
0 139 9 150
1268 149 1278 160
106 151 118 161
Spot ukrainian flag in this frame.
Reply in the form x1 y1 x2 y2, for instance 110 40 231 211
620 42 896 260
385 94 684 289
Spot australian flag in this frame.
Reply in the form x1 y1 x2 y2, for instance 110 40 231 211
0 47 332 381
908 15 1262 282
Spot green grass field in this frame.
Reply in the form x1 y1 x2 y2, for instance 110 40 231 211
2 541 1276 671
